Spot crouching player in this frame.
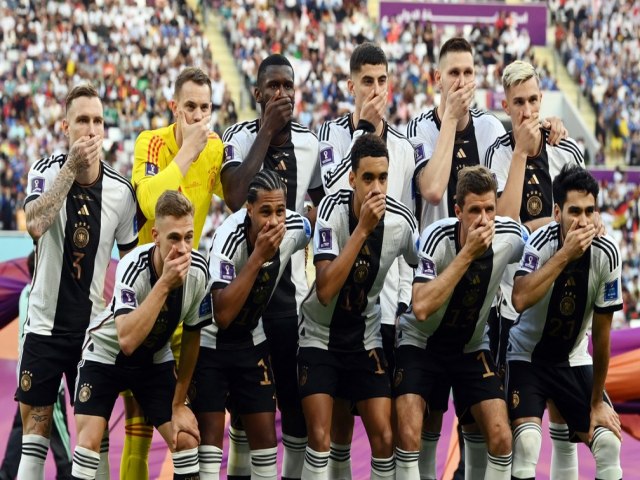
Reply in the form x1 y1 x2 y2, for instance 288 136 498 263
72 191 210 479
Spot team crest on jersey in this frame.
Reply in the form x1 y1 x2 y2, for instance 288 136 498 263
20 371 32 392
320 147 334 166
414 144 425 163
511 390 520 409
526 193 543 217
298 366 308 386
199 294 212 318
318 228 332 250
121 289 137 307
220 262 235 281
78 383 92 403
224 145 234 162
604 280 619 301
420 258 436 277
145 162 158 176
353 259 370 284
522 253 539 271
560 295 576 316
73 222 90 248
31 177 45 193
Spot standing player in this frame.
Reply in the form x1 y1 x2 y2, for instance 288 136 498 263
394 166 525 480
72 191 209 480
126 66 224 479
191 170 312 479
317 42 415 478
222 54 324 479
17 83 138 478
298 134 419 479
508 166 622 480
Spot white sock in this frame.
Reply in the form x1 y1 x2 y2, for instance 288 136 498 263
172 447 199 476
418 431 439 480
485 452 512 480
199 445 222 479
17 434 49 480
512 422 541 479
462 432 487 480
72 445 100 479
301 447 329 479
591 427 622 480
549 422 578 480
251 446 278 479
228 426 251 476
282 433 307 478
371 455 395 479
328 442 351 479
395 448 419 480
95 429 110 479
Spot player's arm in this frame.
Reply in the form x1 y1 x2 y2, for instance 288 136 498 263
116 246 190 355
26 136 101 240
315 191 385 306
212 223 285 328
171 327 201 447
305 187 325 229
419 79 474 204
222 90 293 211
412 216 492 321
512 219 596 313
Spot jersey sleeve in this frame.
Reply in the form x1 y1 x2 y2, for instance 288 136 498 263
221 124 251 173
24 157 61 207
209 232 237 290
132 130 183 221
206 136 225 199
402 217 420 268
484 141 511 194
308 137 323 191
514 227 554 277
183 263 213 331
320 126 353 194
407 120 434 174
594 238 623 313
115 185 139 252
414 223 446 284
313 200 341 262
112 253 144 318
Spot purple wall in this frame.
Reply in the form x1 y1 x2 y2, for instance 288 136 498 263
379 1 548 46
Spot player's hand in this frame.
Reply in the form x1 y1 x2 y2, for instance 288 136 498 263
357 191 386 235
442 78 475 122
561 218 596 262
261 89 294 138
178 110 211 159
161 246 191 290
171 403 201 450
462 214 494 260
593 211 607 237
513 110 541 158
68 135 103 174
541 116 568 146
589 401 622 443
253 222 286 264
359 89 387 131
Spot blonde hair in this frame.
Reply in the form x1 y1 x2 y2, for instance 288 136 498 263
155 190 194 219
502 61 539 92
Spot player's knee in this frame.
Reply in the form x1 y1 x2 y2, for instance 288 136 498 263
176 431 199 452
512 422 542 478
22 406 53 437
591 428 622 479
369 427 393 456
305 423 331 451
396 418 422 451
486 422 512 456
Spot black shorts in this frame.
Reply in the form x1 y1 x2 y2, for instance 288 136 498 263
17 333 84 406
190 342 276 415
380 323 396 384
507 361 611 440
263 315 300 410
297 347 391 402
394 346 505 423
73 360 176 428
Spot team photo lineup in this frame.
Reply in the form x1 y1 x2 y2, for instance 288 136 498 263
1 0 635 479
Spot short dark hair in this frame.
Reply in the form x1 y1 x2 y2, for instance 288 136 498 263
552 165 599 209
257 54 294 86
247 170 287 204
65 83 99 112
350 42 387 74
155 190 194 219
438 37 473 63
351 134 389 172
174 67 212 98
456 166 497 209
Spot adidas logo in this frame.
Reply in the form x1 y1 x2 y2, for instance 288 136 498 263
527 174 540 185
275 160 287 171
78 205 90 216
565 276 576 287
456 148 467 159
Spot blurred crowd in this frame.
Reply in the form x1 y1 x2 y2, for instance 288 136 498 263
551 0 640 163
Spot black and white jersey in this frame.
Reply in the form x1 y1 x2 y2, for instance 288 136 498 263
299 190 419 352
83 244 211 366
318 113 416 323
203 209 312 350
484 130 585 320
222 119 321 319
508 224 622 367
398 217 526 354
407 108 505 228
24 157 138 336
